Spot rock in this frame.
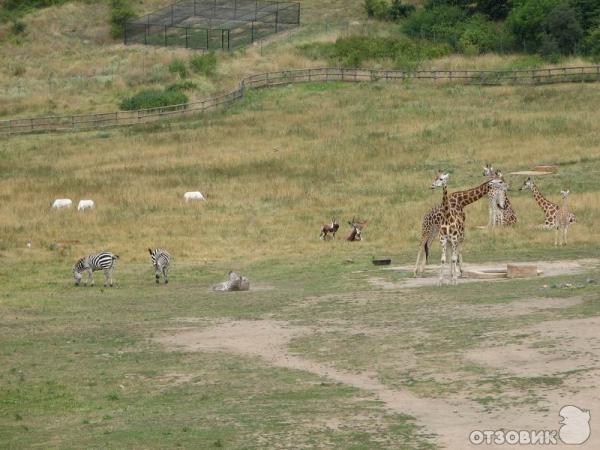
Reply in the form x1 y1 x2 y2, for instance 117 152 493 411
213 271 250 292
586 277 596 284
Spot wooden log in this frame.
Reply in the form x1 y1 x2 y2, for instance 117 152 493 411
507 264 538 278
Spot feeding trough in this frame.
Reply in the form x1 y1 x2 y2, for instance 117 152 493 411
463 264 543 279
509 170 553 176
372 258 392 266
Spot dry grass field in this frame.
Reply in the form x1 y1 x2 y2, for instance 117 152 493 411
1 1 600 449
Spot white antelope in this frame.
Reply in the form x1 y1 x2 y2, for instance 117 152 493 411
52 199 72 209
184 191 205 201
77 200 95 211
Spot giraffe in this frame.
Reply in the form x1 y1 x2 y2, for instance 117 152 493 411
413 172 507 277
554 189 576 246
483 165 517 227
429 172 507 284
519 177 562 229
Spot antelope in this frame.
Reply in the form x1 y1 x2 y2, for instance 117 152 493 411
346 218 366 241
319 218 339 240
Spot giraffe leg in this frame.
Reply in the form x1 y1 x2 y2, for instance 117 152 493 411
414 245 423 278
451 241 459 286
439 237 447 286
564 226 568 245
554 227 559 246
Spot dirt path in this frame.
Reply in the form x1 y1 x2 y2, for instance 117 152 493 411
156 319 598 448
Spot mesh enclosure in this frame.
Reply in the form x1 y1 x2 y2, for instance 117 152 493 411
124 0 300 51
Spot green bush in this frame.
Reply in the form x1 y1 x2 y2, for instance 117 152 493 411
300 34 451 68
583 26 600 61
459 14 503 54
364 0 389 19
119 89 188 111
168 58 188 79
402 5 468 46
110 0 135 39
189 52 217 76
389 0 416 20
166 81 197 91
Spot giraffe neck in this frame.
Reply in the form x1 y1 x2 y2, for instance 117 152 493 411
450 181 491 209
531 184 557 213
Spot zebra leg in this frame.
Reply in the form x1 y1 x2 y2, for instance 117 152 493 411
163 266 169 284
87 269 94 287
103 268 109 287
155 266 160 284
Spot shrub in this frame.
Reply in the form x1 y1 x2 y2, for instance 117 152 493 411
168 58 188 79
402 5 468 45
301 34 451 68
11 19 26 34
110 0 135 39
542 3 583 54
119 89 188 111
459 14 502 54
166 81 197 91
505 0 562 52
389 0 416 20
364 0 389 19
189 52 217 76
583 26 600 61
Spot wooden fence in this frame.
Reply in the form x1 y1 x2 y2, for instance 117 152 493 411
2 65 600 136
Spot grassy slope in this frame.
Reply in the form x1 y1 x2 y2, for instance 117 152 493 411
0 0 590 119
1 81 599 264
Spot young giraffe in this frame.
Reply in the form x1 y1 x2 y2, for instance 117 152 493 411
427 172 507 284
555 189 576 246
519 177 569 229
483 165 517 227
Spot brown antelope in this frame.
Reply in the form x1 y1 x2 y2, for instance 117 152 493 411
319 218 340 240
346 218 367 241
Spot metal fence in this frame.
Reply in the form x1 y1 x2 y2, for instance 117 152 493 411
2 65 600 136
124 0 301 51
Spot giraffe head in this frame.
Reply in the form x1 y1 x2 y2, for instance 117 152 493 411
482 164 494 177
430 171 449 189
519 177 535 191
560 189 570 200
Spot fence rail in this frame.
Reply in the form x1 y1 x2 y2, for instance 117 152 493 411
2 65 600 136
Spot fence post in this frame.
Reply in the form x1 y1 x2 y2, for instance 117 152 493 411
251 21 255 42
72 116 75 130
206 29 209 49
164 25 167 46
234 0 237 19
185 27 189 48
123 22 127 45
194 0 197 16
275 5 279 33
221 29 224 50
171 6 174 25
145 23 148 45
227 29 230 51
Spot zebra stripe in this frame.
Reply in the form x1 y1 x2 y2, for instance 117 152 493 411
148 248 171 284
73 252 119 287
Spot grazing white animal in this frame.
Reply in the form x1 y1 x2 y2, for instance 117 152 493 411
77 200 95 211
184 191 205 201
52 199 72 209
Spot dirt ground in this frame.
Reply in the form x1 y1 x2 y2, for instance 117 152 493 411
155 259 600 449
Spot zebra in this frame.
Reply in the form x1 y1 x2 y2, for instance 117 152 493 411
148 248 171 284
73 252 119 287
